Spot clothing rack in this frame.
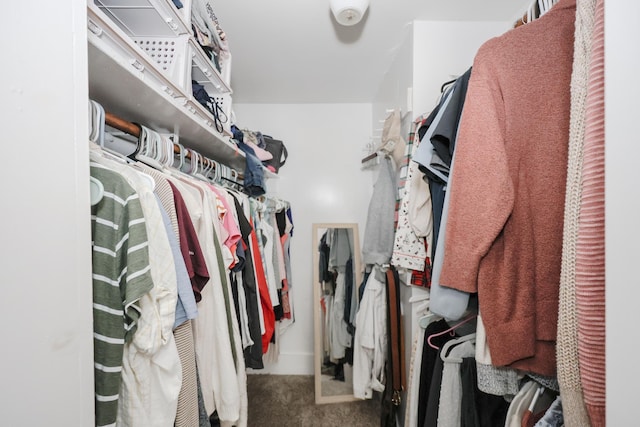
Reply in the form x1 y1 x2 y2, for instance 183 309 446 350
361 152 378 164
104 110 244 185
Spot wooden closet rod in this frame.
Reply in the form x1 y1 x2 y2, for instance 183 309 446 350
105 112 141 137
104 111 218 172
514 13 528 28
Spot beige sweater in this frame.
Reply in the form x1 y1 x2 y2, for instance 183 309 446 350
439 0 576 376
557 0 597 425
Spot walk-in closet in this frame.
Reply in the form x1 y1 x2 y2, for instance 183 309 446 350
0 0 635 426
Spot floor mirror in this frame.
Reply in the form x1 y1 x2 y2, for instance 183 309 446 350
312 223 362 404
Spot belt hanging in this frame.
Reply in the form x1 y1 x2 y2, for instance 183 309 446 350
386 266 405 406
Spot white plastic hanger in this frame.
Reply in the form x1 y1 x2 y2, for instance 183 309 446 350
527 385 546 412
213 159 222 184
524 1 537 24
440 332 476 361
193 151 210 181
201 156 213 181
218 162 228 184
87 100 105 206
93 101 106 149
88 101 97 143
165 143 193 180
89 176 104 206
88 101 130 164
174 143 185 170
163 135 175 168
135 126 164 170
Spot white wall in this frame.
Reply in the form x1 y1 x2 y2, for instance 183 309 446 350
411 20 512 119
0 2 94 426
233 103 374 374
606 1 640 424
372 25 414 137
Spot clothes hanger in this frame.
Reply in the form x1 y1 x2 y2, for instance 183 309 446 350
202 156 214 181
184 148 195 175
89 176 104 206
419 312 440 329
201 157 213 181
176 143 186 170
165 136 175 168
135 126 164 170
523 2 537 24
426 314 477 350
440 77 458 93
220 163 231 185
89 101 132 164
527 384 546 413
165 142 193 178
88 100 98 143
439 332 477 361
193 151 211 181
153 133 166 165
89 100 106 148
86 100 107 205
407 292 436 328
213 159 223 184
538 0 552 17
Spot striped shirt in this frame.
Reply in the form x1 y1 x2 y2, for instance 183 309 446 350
90 164 154 427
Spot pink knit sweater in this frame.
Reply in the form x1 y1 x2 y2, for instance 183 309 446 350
577 0 605 423
439 0 576 376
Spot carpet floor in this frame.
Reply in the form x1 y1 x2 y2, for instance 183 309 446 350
247 374 381 426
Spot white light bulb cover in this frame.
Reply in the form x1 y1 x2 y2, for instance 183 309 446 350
330 0 369 26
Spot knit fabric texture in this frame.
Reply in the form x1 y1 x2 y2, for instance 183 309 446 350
439 0 576 376
475 313 521 400
174 320 200 427
556 0 596 425
576 0 605 424
362 156 397 266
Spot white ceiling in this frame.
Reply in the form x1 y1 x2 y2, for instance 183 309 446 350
214 0 532 104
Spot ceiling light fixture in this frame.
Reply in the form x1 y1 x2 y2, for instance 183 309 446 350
330 0 369 26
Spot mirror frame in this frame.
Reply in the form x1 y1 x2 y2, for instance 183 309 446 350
312 223 362 404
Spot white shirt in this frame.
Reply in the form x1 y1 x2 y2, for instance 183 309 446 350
90 152 182 427
352 267 388 399
167 176 241 423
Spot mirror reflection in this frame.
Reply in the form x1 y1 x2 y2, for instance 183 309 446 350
313 223 362 404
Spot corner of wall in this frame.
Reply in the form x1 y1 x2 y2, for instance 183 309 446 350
411 20 512 117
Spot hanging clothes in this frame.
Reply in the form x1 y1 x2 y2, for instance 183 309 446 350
326 228 354 361
140 164 204 426
391 116 432 275
362 156 398 266
90 162 155 427
88 141 295 427
232 194 265 368
352 266 388 400
91 153 183 427
439 0 577 377
437 335 476 427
